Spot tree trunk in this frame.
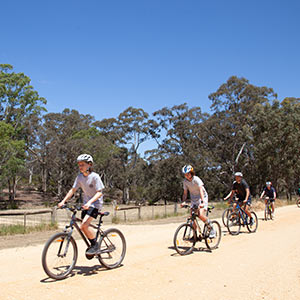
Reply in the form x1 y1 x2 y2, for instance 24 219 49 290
28 166 33 185
57 168 63 199
122 187 129 204
42 166 47 193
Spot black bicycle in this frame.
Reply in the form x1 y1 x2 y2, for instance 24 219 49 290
264 197 273 220
42 205 126 280
226 201 258 235
173 205 221 255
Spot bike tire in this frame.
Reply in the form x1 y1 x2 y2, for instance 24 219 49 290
173 223 196 255
97 228 126 269
42 232 78 280
264 206 269 221
246 212 258 233
297 199 300 208
222 208 232 227
204 220 222 250
269 206 273 220
227 212 241 235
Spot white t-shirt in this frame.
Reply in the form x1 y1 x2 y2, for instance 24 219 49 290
73 172 104 209
183 175 208 206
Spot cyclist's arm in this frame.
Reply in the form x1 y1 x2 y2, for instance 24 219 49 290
260 191 265 199
58 188 77 208
181 189 188 206
198 185 206 208
273 191 276 200
224 191 233 201
243 188 250 202
83 190 103 209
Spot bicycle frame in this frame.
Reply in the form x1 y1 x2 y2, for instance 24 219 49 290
234 202 249 225
64 207 106 248
187 207 211 239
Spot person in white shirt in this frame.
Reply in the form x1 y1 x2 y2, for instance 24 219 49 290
58 154 104 255
181 165 215 238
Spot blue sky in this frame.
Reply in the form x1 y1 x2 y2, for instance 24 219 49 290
1 0 300 122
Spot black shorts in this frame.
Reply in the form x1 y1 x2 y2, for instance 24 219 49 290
237 196 252 206
81 207 99 220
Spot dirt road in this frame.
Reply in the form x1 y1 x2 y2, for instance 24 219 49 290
1 205 300 300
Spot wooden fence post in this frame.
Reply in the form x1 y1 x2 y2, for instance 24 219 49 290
138 206 141 220
24 213 27 232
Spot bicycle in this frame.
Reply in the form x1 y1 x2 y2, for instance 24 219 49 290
222 196 236 227
173 205 221 255
297 198 300 208
42 205 126 280
263 197 273 220
226 201 258 235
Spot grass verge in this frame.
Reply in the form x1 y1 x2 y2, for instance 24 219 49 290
0 222 58 236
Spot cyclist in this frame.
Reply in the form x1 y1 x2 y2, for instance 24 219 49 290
58 154 104 255
227 172 253 224
181 165 215 238
260 181 276 217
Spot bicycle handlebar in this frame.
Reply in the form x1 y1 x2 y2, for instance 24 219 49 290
58 204 83 212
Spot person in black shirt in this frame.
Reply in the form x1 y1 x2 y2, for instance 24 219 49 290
228 172 253 224
260 181 276 217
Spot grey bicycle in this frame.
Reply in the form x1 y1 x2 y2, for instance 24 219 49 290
42 205 126 280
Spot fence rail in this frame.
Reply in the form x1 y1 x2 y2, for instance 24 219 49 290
0 208 56 229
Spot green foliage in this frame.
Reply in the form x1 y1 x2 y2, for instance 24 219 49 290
1 66 300 205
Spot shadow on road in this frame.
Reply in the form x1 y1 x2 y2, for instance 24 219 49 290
40 263 124 283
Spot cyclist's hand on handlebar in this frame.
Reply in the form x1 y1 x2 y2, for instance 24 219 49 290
82 203 90 210
58 201 66 208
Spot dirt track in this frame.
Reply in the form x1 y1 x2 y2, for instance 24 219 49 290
1 205 300 300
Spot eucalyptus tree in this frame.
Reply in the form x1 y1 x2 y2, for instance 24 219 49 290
94 107 152 203
0 122 25 205
0 64 46 202
208 76 277 194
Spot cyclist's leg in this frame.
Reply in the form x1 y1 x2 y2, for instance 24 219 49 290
198 207 208 223
271 199 275 213
244 197 252 219
80 207 98 239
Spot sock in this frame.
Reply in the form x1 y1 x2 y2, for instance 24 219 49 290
89 238 97 246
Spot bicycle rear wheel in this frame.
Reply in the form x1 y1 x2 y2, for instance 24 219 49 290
247 212 258 233
97 228 126 269
42 232 78 280
297 199 300 208
222 208 232 227
227 212 241 235
205 220 221 250
173 223 196 255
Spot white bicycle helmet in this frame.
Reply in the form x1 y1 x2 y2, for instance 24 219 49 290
182 165 194 174
266 181 272 186
234 172 243 177
77 154 93 163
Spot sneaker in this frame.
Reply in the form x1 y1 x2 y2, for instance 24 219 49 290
249 217 254 226
86 242 99 255
209 229 216 239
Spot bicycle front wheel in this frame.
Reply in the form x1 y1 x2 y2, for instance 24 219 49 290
297 199 300 208
173 223 196 255
227 212 241 235
264 206 269 221
205 220 222 250
222 208 232 227
42 232 78 280
247 212 258 233
97 228 126 269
